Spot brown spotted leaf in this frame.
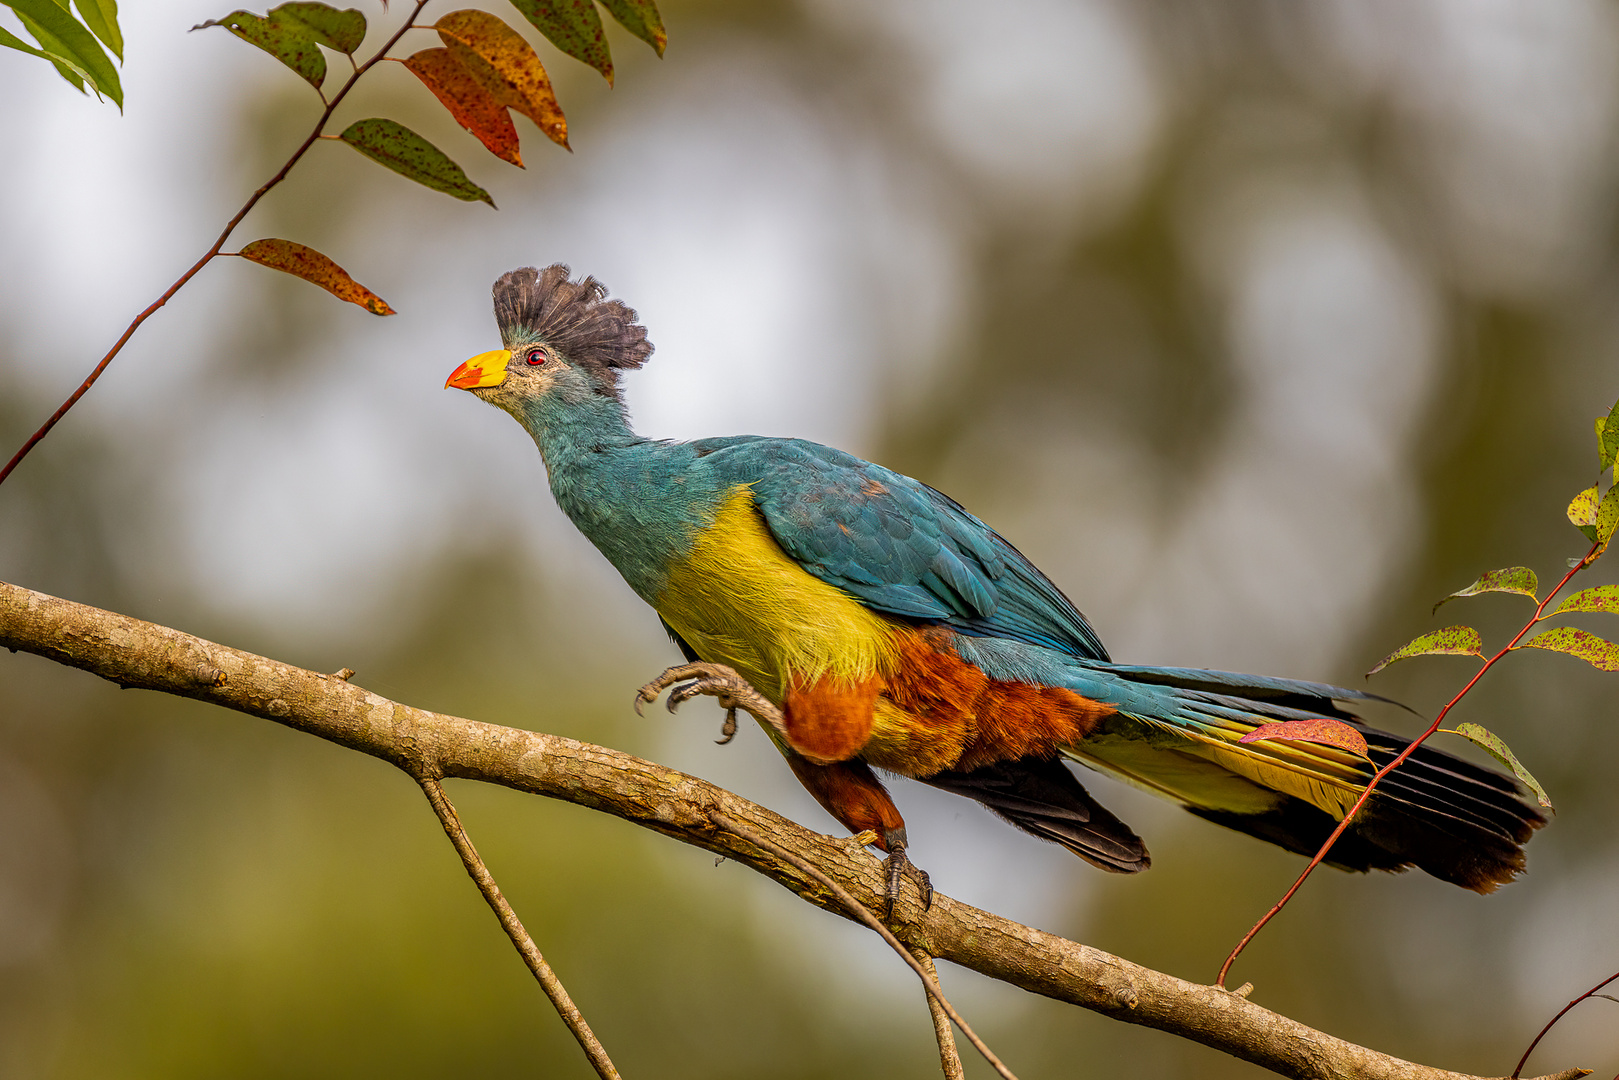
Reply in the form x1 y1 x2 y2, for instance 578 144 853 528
1518 626 1619 672
435 9 568 148
1367 626 1484 677
1433 567 1538 614
1448 723 1553 810
195 9 325 87
1568 484 1600 542
238 239 396 315
1238 719 1370 760
1553 584 1619 616
404 47 522 166
597 0 664 56
338 118 495 206
505 0 612 83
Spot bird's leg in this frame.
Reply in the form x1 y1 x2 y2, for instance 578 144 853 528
881 826 934 919
635 662 786 745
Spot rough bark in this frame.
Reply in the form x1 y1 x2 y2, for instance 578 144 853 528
0 579 1587 1080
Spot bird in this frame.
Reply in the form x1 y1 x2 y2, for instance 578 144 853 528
446 263 1544 912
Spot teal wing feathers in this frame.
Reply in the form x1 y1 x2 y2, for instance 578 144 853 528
689 436 1109 661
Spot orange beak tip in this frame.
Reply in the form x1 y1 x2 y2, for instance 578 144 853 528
446 350 511 391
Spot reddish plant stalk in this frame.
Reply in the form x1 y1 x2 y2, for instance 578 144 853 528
1217 545 1597 988
0 0 432 488
1513 968 1619 1078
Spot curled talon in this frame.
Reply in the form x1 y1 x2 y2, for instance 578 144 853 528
881 827 933 919
716 708 738 744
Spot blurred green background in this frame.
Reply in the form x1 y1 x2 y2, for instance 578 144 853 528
3 0 1618 1076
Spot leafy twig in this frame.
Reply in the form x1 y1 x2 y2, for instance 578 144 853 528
1217 544 1597 987
417 775 621 1080
0 0 432 488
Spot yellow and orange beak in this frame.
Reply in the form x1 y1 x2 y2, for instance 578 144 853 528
445 349 511 390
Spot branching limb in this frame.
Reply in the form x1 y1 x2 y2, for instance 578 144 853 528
710 812 1015 1080
911 947 965 1080
0 578 1592 1080
416 775 621 1080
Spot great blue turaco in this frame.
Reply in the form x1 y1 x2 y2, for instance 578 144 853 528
446 264 1543 912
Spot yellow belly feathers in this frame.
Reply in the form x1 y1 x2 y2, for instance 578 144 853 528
656 485 897 703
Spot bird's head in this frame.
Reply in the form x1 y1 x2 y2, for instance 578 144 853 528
445 264 652 420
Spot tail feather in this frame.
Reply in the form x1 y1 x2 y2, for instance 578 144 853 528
921 757 1149 874
1067 664 1546 892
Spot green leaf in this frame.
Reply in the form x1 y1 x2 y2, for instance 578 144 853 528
72 0 119 59
1568 484 1600 542
271 1 365 54
597 0 664 56
1553 584 1619 615
1448 723 1553 810
0 22 88 89
1237 719 1370 760
1367 626 1484 677
8 0 121 104
195 9 325 87
238 239 396 315
1599 397 1619 473
1518 626 1619 671
505 0 613 84
1599 486 1619 548
338 118 495 206
1432 567 1538 614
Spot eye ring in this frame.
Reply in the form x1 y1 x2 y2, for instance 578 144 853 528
525 348 546 366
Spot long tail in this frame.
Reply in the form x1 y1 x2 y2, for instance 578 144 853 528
1059 663 1546 892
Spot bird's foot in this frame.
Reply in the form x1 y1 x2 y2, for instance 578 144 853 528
634 662 786 744
881 827 933 919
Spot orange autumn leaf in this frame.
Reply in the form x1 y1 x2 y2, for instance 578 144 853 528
405 47 522 166
238 239 396 315
434 9 568 149
1238 718 1370 759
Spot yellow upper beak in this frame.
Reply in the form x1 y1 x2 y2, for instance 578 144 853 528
446 349 511 390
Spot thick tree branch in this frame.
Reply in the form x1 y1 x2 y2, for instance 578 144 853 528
0 579 1590 1080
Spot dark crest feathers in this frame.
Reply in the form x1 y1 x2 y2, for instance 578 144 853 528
493 265 653 390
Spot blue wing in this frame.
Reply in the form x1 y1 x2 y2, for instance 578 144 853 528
690 436 1110 661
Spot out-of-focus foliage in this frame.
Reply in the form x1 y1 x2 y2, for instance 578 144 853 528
4 0 1619 1078
1 0 122 105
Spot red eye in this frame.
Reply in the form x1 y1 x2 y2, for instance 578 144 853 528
525 348 546 365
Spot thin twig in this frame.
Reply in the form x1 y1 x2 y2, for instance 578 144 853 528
912 947 966 1080
1514 969 1619 1078
1218 544 1597 987
0 0 433 488
709 811 1018 1080
417 776 622 1080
